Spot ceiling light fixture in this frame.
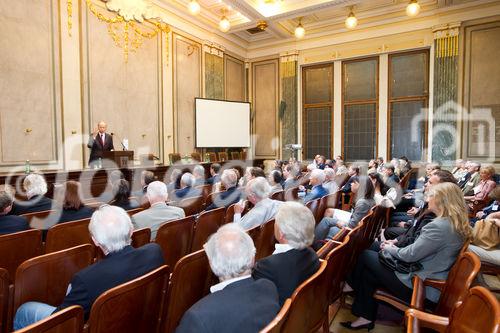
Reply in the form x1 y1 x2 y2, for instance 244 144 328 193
219 10 231 32
294 20 305 39
345 8 358 29
188 0 201 15
406 0 421 17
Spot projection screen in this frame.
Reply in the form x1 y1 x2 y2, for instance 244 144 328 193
195 98 251 148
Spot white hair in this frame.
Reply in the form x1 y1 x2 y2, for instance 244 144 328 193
147 181 168 200
307 163 317 171
221 169 238 188
89 205 132 253
193 165 205 178
275 202 315 249
24 174 48 198
310 169 326 184
204 223 256 280
247 177 271 200
324 168 335 180
181 172 195 187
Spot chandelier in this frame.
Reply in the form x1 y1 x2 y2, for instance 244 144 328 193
67 0 170 63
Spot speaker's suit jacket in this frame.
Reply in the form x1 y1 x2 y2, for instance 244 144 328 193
87 133 114 164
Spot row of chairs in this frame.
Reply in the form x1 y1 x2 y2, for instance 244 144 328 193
168 151 246 164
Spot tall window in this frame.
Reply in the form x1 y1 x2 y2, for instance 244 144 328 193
389 50 429 161
302 64 333 159
342 58 378 161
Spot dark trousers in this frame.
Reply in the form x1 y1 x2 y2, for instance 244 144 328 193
384 226 406 240
347 249 413 321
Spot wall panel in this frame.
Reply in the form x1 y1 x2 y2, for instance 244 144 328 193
225 56 245 101
252 59 279 158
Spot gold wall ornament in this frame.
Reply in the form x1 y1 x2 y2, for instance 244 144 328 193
66 0 170 63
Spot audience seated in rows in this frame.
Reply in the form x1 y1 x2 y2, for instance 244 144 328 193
282 164 299 190
315 176 375 240
11 173 54 215
342 182 473 330
323 168 338 194
233 177 283 230
452 159 468 180
0 184 30 234
173 172 198 200
206 169 241 211
460 161 481 194
472 186 500 224
252 202 320 305
193 165 206 187
335 157 348 175
132 181 185 240
109 179 140 211
368 159 379 174
13 205 165 329
206 163 221 185
302 169 328 203
368 171 395 207
468 215 500 266
131 170 156 199
341 165 360 194
382 163 400 185
464 165 496 203
268 169 283 194
54 181 95 223
176 224 280 333
166 169 182 195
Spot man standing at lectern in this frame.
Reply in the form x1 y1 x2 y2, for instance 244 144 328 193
87 121 114 167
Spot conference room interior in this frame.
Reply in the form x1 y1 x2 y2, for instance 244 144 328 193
1 0 500 332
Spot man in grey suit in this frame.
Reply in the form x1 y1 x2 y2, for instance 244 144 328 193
233 177 283 230
132 181 185 240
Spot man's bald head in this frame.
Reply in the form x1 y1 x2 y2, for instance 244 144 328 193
97 121 107 134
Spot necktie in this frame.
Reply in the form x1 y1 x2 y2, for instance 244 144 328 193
101 134 105 147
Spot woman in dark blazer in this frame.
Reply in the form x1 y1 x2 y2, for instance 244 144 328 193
55 181 94 223
109 179 140 211
341 182 473 330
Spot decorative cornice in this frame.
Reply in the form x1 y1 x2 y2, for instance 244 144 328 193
203 41 225 57
432 22 461 39
280 50 299 62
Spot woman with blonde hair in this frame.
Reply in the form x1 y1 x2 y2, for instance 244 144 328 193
464 165 496 202
340 182 471 331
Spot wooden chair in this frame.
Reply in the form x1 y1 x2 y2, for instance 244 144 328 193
126 207 144 216
334 174 349 188
196 184 213 203
254 219 277 260
217 152 228 162
374 251 481 317
86 265 169 333
20 210 55 227
13 244 95 315
224 201 249 224
284 187 299 201
191 207 225 252
204 191 222 209
405 286 500 333
162 250 213 333
315 240 340 260
131 228 151 248
207 152 217 162
468 198 492 218
168 153 181 164
281 260 329 333
0 229 43 281
480 261 500 293
0 268 10 333
321 191 339 210
270 190 284 202
190 152 201 162
155 216 195 270
306 198 323 225
230 151 241 160
44 219 93 254
259 298 292 333
176 195 205 217
340 192 355 211
14 305 84 333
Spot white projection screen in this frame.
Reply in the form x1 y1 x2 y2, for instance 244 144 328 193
195 98 251 148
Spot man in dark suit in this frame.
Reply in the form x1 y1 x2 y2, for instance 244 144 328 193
13 205 165 329
10 173 54 216
206 163 221 185
0 185 30 234
176 224 280 333
253 202 320 305
205 169 241 211
383 163 400 185
87 121 114 167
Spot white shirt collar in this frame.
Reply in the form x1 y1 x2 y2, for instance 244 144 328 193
210 275 251 293
273 243 294 255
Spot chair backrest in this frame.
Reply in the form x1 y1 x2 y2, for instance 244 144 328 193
131 228 151 248
218 152 228 162
367 205 388 244
320 191 339 210
14 305 84 333
446 286 500 333
230 151 241 160
331 227 350 242
44 219 93 254
191 207 225 252
281 260 329 333
190 152 201 162
177 195 205 217
208 152 217 162
168 153 181 164
435 251 481 317
306 198 323 225
0 229 43 281
162 250 213 333
0 268 9 333
284 187 299 201
126 207 144 216
325 236 351 304
88 265 169 333
155 216 195 270
20 210 55 226
255 219 277 260
345 220 368 272
224 201 248 224
357 210 376 251
196 184 213 202
259 298 292 333
13 244 95 313
270 190 285 201
334 174 349 188
315 240 339 260
204 191 222 208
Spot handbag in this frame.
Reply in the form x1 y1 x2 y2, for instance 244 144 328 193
472 219 500 250
378 250 422 274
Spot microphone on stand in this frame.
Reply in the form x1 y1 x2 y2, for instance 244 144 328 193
110 132 126 151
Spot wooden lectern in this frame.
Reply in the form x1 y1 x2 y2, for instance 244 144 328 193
103 151 134 168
